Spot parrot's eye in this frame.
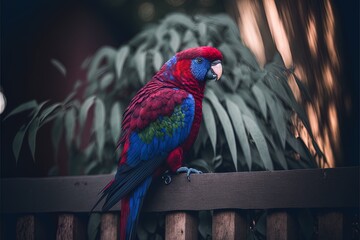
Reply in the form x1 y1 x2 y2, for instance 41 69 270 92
195 57 203 64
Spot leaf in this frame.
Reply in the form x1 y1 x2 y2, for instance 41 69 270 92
4 100 37 120
65 108 76 149
205 89 237 170
264 92 286 149
286 131 316 167
11 101 49 161
110 102 122 145
265 74 291 106
84 160 99 175
238 44 260 70
169 29 180 53
153 51 163 71
136 52 147 84
94 98 105 160
51 59 66 76
227 94 256 120
12 125 27 163
64 91 76 104
100 73 114 90
183 30 195 43
218 43 236 67
202 101 216 156
87 46 116 82
213 155 223 169
81 56 92 69
115 45 130 79
28 117 40 160
252 84 267 119
198 22 207 45
243 115 273 170
164 13 195 30
87 213 101 240
225 98 252 170
79 96 96 131
51 112 64 160
84 142 95 159
39 103 62 123
193 123 207 155
293 73 312 101
274 147 288 169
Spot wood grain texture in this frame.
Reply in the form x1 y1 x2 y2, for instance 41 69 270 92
318 211 344 240
165 212 198 240
56 214 86 240
267 211 296 240
1 167 358 213
100 213 118 240
212 210 246 240
16 215 34 240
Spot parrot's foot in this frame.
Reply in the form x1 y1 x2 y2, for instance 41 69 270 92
161 171 172 185
176 167 202 182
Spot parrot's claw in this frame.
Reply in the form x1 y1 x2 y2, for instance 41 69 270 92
176 167 202 181
161 171 172 185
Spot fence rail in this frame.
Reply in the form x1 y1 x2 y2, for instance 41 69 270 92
1 167 359 239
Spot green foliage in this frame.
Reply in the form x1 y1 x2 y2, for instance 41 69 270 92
5 12 323 173
6 13 323 239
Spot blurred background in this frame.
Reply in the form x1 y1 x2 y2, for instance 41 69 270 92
1 0 358 177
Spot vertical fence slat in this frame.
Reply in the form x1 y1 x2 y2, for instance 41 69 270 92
318 211 344 240
100 213 118 240
56 214 86 240
16 215 35 240
213 210 246 240
165 212 197 240
267 211 296 240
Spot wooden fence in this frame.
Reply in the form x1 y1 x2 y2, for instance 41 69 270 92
1 167 359 239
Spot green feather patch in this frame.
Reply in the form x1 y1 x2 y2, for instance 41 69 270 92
138 105 185 143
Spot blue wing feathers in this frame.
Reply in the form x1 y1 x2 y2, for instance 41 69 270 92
98 93 195 213
126 93 194 166
127 176 152 239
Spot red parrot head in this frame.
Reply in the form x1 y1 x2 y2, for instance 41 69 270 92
156 46 223 91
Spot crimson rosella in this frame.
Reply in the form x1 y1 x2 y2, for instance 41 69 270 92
93 46 223 239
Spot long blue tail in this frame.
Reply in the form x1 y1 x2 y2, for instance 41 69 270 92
120 176 152 240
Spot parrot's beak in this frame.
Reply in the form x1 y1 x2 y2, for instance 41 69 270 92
212 60 222 81
206 60 223 81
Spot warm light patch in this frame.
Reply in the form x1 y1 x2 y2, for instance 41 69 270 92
324 0 339 70
235 0 341 167
288 75 301 101
328 103 339 147
237 0 266 67
323 64 335 93
263 0 293 68
307 104 319 136
307 13 318 57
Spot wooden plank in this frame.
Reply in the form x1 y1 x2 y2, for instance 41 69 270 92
212 210 246 240
318 211 344 240
56 214 86 240
267 211 296 240
1 167 359 213
14 214 56 240
165 212 197 240
16 215 35 240
100 213 118 240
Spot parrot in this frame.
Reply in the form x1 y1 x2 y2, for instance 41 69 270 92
92 46 223 240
